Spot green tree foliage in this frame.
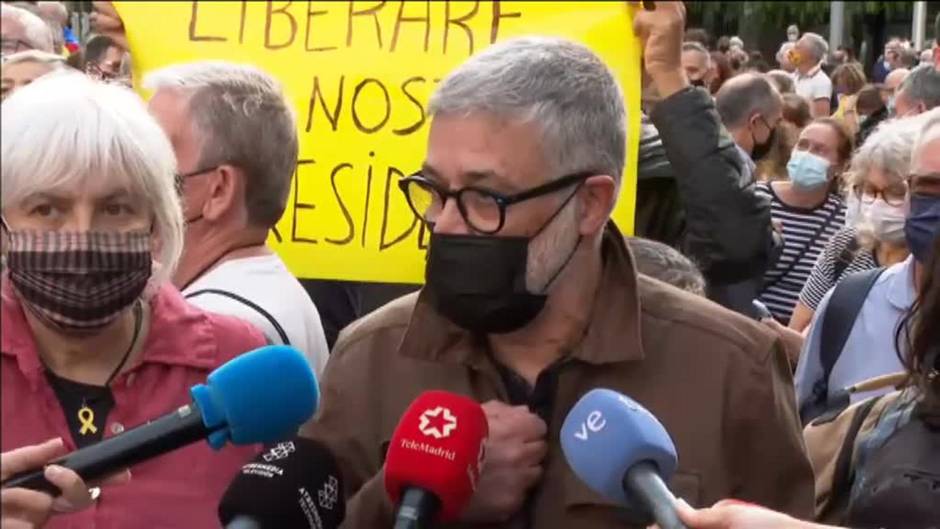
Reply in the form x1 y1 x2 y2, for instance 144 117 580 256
687 1 915 32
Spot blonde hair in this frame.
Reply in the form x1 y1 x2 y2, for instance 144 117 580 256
1 72 184 288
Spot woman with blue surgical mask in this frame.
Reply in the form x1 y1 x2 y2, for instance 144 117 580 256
789 115 930 332
755 118 852 324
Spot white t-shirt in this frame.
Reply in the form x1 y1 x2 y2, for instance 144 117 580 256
182 254 329 377
793 65 832 102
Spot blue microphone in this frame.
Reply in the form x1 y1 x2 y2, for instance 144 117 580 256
561 388 687 529
1 345 318 494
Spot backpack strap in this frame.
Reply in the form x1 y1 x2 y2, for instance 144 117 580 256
819 394 884 521
802 267 885 423
185 288 290 346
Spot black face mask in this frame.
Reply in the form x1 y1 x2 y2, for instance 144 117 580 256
424 195 581 335
690 78 707 88
751 122 776 161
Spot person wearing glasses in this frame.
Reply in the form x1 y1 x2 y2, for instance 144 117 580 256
1 3 54 60
301 19 814 529
789 117 921 333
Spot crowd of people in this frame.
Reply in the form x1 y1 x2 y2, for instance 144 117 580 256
1 1 939 528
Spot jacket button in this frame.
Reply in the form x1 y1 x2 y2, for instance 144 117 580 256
111 423 125 435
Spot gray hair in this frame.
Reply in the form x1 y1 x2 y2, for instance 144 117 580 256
36 2 67 53
912 108 940 163
776 42 795 63
1 72 184 287
898 64 940 111
429 36 626 183
1 49 65 68
800 32 829 62
715 73 782 128
144 62 298 228
682 41 709 58
849 114 928 189
766 70 795 94
0 3 54 53
627 237 706 296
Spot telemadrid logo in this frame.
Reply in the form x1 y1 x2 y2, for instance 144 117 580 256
418 406 458 439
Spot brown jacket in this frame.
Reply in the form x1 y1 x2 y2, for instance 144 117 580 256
302 227 815 528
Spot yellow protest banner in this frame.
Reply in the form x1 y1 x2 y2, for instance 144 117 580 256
115 1 641 283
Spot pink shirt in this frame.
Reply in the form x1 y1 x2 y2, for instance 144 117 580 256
1 282 268 529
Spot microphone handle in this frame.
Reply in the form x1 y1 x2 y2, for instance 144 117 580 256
1 402 212 495
224 516 262 529
393 487 441 529
622 461 688 529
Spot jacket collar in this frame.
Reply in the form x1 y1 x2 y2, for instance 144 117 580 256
398 222 645 367
1 281 222 386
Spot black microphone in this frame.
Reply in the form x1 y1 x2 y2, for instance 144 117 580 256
1 346 318 495
218 437 345 529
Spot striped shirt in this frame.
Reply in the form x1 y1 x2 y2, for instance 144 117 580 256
798 226 879 311
756 183 846 323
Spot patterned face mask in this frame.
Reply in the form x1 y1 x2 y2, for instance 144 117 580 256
3 230 152 334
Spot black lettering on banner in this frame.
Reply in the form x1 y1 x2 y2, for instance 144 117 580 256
326 163 356 245
390 0 430 53
443 0 478 55
351 78 391 134
393 76 426 136
361 152 375 248
189 1 226 42
305 2 337 52
305 75 344 132
380 166 418 250
291 159 318 244
238 0 248 44
346 1 386 49
265 1 298 50
271 225 283 243
490 0 521 43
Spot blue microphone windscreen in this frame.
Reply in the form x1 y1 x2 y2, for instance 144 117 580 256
191 345 319 449
560 388 677 506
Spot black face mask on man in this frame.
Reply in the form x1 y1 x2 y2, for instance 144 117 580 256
422 176 587 335
750 116 777 162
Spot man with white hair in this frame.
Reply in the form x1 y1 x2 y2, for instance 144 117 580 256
681 41 711 88
144 63 329 376
792 32 834 117
0 3 53 57
893 64 940 117
776 41 797 73
301 4 813 528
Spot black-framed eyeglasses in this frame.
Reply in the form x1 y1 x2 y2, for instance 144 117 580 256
174 165 219 189
398 171 594 234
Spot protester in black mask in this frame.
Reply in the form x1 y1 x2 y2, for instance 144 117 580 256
681 41 711 88
715 73 785 172
301 8 814 528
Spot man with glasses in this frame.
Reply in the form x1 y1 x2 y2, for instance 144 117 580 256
302 8 814 527
143 62 329 376
1 3 53 60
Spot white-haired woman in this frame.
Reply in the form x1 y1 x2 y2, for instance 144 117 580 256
1 73 267 528
789 116 922 332
1 49 66 101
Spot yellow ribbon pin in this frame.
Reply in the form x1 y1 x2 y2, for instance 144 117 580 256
78 405 97 435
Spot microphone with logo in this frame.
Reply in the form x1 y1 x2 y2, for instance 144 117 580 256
1 345 318 495
384 390 488 529
218 436 345 529
560 388 687 529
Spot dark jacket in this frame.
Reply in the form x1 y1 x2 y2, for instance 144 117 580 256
635 114 685 247
644 87 777 317
301 225 815 528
